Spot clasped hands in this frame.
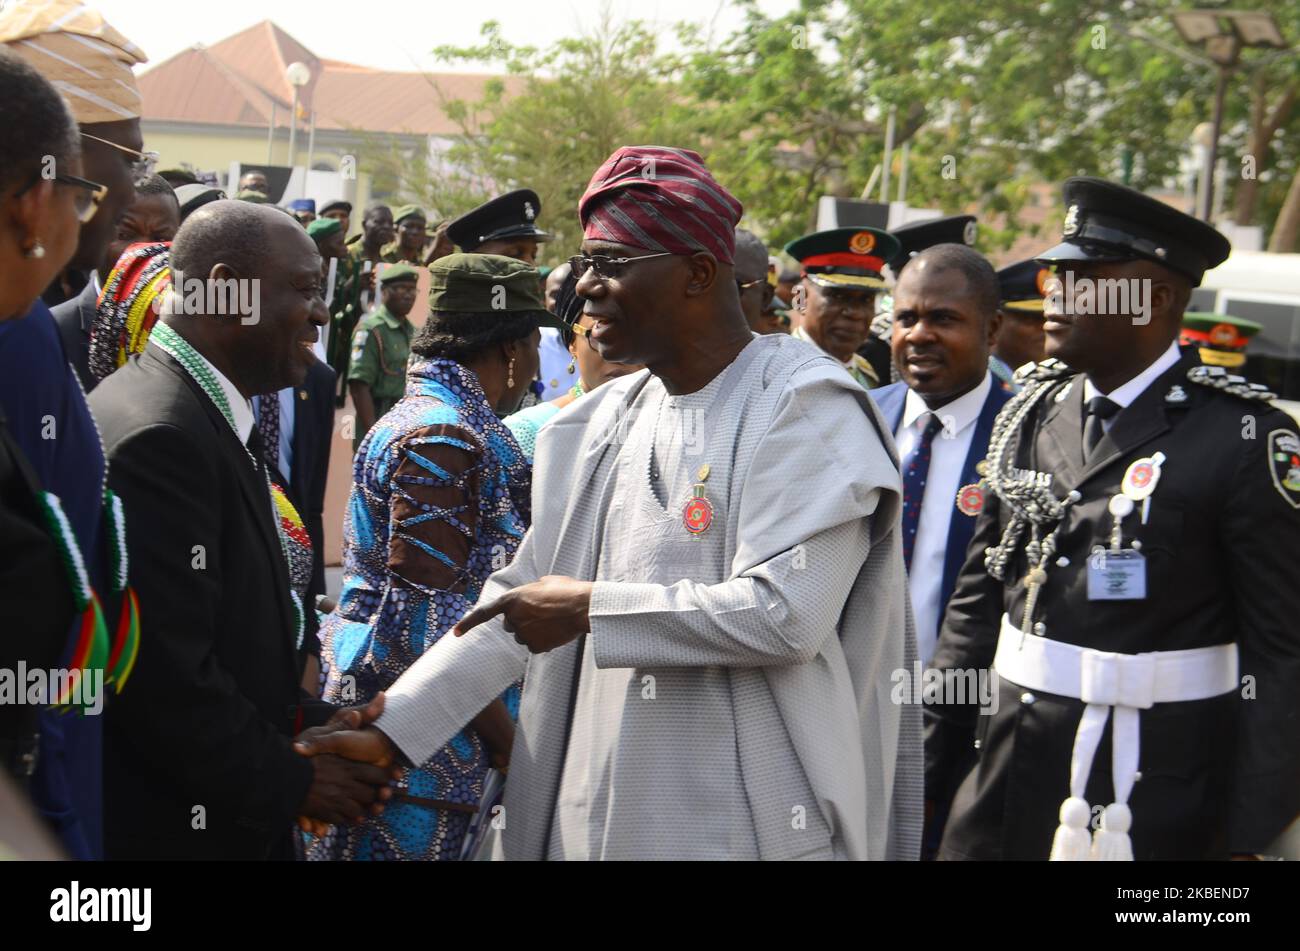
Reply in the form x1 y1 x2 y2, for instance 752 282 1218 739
292 577 592 836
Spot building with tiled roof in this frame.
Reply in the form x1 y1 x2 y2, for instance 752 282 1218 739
138 20 514 206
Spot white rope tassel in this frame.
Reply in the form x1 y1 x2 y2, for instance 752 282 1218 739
1091 803 1134 860
1050 703 1109 861
1091 705 1139 860
1050 796 1093 860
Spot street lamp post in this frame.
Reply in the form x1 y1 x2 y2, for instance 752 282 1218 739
1170 8 1288 222
285 61 312 177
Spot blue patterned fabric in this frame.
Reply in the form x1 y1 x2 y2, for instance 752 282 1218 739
309 356 530 861
504 399 562 462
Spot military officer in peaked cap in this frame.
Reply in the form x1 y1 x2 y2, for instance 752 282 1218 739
784 226 901 389
991 258 1051 391
447 188 551 264
1180 311 1262 372
926 176 1300 861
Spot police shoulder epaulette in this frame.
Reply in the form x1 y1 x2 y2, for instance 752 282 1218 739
1186 365 1276 402
1015 357 1073 385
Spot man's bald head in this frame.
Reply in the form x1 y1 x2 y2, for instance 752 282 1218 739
733 229 769 284
172 199 287 282
166 200 326 397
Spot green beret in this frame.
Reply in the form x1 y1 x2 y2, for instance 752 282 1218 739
306 217 342 241
378 263 421 285
428 253 562 327
393 204 426 225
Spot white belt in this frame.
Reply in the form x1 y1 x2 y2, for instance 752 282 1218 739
993 614 1237 861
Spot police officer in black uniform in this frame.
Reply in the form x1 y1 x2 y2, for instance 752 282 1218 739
926 177 1300 861
447 188 551 264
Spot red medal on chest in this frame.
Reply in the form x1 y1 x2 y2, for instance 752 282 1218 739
683 463 714 535
683 495 714 534
956 482 986 517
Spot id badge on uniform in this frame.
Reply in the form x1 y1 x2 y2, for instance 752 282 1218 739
1087 549 1147 600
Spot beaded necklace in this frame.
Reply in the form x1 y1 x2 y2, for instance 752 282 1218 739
149 323 305 646
29 357 140 710
31 486 139 709
983 360 1083 635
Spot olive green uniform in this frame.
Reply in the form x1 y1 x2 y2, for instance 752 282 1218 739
329 239 381 393
347 304 414 448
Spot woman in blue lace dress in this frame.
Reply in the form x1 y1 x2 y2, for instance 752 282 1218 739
309 254 557 861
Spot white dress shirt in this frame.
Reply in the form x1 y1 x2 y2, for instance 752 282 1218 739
537 327 574 401
894 372 993 664
191 348 254 445
1082 340 1182 432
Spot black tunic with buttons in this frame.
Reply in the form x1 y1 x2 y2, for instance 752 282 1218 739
925 348 1300 860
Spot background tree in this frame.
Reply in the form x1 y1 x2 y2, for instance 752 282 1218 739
357 0 1300 257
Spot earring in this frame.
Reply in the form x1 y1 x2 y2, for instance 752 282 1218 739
507 358 515 388
567 358 576 374
25 241 45 260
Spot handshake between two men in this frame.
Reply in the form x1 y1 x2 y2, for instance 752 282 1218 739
292 576 596 837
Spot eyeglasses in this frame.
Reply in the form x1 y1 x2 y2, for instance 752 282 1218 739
56 173 109 223
16 170 108 223
80 132 159 187
736 277 766 292
569 251 675 281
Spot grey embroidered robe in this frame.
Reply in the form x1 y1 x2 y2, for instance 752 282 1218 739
378 333 923 860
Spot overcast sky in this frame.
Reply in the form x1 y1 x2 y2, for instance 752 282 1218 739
90 0 796 74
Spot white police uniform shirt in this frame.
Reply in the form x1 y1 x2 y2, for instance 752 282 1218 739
1082 340 1182 430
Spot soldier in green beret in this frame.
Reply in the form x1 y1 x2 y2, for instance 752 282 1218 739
380 205 428 265
331 203 395 403
348 264 420 448
306 215 348 266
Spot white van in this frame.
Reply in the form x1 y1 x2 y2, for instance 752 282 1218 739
1194 251 1300 407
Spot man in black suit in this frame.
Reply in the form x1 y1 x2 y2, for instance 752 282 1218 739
52 175 180 392
926 178 1300 861
89 200 391 859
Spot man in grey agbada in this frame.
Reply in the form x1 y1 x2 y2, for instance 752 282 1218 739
297 147 922 861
